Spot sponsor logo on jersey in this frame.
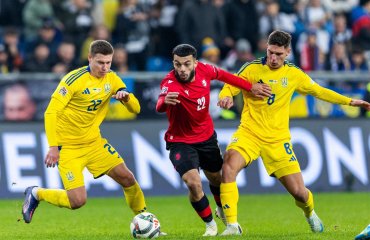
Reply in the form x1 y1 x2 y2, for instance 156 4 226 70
58 87 68 96
168 80 173 84
82 88 90 94
92 88 101 93
231 137 238 143
281 77 288 87
202 79 207 87
184 90 189 96
104 84 111 93
268 79 278 84
161 87 168 94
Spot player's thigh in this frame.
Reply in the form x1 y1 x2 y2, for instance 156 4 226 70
58 146 86 190
167 142 199 177
86 138 124 178
261 139 301 178
226 127 260 167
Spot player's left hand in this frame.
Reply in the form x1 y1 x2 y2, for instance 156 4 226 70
112 90 130 102
350 99 370 111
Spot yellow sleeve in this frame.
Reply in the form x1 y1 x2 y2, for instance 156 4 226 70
296 73 351 105
44 98 66 146
121 93 141 114
219 83 241 99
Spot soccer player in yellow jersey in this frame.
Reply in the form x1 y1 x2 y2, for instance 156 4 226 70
22 40 148 225
217 30 370 236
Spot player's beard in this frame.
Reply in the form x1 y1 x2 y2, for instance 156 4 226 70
175 69 195 83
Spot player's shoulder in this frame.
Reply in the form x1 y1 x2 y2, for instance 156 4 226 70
62 66 89 86
284 60 309 76
161 70 176 85
236 58 263 75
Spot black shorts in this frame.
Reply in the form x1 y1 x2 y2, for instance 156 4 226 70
166 132 223 177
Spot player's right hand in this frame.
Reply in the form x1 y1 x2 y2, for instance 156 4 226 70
218 97 233 109
250 83 272 99
165 92 181 105
44 146 60 168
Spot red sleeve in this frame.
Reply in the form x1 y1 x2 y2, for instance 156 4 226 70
216 67 252 91
156 95 167 112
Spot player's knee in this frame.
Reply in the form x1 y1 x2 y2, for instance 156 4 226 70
184 179 203 195
69 196 87 209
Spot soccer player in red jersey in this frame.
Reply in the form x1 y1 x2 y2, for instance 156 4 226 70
156 44 271 236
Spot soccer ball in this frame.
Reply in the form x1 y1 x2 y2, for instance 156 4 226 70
130 212 161 239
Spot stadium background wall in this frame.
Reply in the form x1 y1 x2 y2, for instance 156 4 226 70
0 119 369 198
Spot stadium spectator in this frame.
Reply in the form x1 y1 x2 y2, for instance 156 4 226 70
259 0 296 37
61 0 95 58
351 0 370 50
326 41 351 71
2 83 36 121
22 43 52 72
350 47 369 71
176 0 227 54
25 17 62 61
2 27 24 72
80 24 111 65
217 30 370 235
321 0 359 14
355 224 370 240
223 38 255 72
299 29 325 71
0 0 26 29
51 41 78 74
156 44 271 236
22 0 56 41
113 0 150 71
199 37 221 66
21 40 155 230
222 0 259 53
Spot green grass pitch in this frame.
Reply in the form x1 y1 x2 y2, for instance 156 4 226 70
0 192 369 239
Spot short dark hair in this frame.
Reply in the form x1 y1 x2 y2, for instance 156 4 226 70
268 30 292 48
172 44 197 58
89 40 114 56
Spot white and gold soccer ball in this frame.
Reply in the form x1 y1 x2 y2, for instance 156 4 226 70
130 212 161 239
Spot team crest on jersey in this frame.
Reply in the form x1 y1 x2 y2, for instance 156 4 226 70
66 171 74 181
202 79 207 87
58 86 68 96
231 137 238 143
161 87 168 94
281 77 288 87
104 84 111 93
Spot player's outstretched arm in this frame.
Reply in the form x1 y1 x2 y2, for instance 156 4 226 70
250 83 272 99
349 99 370 111
113 90 141 114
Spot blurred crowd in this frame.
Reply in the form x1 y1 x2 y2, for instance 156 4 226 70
0 0 369 75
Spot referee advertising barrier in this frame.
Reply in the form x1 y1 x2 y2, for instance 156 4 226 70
0 119 369 198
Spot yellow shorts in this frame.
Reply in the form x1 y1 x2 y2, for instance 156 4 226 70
227 126 301 178
58 138 124 190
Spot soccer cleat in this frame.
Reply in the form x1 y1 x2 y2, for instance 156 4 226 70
306 210 324 233
215 206 227 226
355 224 370 240
159 231 168 236
220 223 243 236
203 223 218 237
22 186 40 223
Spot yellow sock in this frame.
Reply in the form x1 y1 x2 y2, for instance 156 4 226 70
38 188 71 209
123 182 147 214
220 182 239 224
295 189 314 218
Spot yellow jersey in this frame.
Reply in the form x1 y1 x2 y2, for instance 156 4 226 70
45 66 140 146
219 57 352 142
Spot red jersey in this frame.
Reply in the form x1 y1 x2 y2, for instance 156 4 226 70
157 62 252 144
